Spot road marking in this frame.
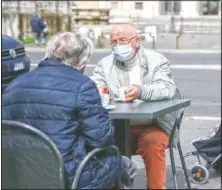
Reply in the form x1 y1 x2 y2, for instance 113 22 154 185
31 63 221 70
186 116 221 121
212 45 221 49
191 102 221 106
171 64 220 70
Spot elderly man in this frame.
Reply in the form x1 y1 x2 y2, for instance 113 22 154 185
92 24 177 189
2 32 137 189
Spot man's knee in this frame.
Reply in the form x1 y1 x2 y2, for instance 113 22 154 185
138 127 169 152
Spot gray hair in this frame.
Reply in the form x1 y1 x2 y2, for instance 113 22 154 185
44 32 94 68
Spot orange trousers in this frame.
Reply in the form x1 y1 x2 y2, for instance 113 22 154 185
131 124 169 189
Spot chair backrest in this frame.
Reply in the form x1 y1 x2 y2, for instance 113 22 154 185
2 120 66 189
174 88 184 130
169 88 185 146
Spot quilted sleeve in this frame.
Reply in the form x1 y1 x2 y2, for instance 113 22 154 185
138 53 176 101
77 79 115 148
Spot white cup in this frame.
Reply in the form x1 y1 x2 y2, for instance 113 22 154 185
118 87 126 100
101 94 110 106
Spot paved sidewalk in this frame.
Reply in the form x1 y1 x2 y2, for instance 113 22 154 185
141 33 221 50
131 119 221 189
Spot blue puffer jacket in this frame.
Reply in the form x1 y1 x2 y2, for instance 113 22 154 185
30 16 46 33
2 59 122 189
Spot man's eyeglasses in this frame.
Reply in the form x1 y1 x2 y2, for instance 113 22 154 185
110 36 137 47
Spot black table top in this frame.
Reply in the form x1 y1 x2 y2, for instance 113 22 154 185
108 99 191 120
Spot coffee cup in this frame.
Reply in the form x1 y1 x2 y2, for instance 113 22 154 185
101 94 110 106
118 87 126 100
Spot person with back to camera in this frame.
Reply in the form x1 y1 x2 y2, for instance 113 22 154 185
2 32 137 189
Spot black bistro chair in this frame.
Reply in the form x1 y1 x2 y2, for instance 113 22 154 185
168 88 192 189
2 120 123 189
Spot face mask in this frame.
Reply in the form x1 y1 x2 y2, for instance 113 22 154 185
112 44 134 62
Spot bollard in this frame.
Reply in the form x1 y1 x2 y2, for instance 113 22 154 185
96 36 104 49
152 35 156 49
148 33 156 50
176 33 183 49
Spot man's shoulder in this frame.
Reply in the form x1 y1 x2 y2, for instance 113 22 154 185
142 48 169 67
143 48 166 59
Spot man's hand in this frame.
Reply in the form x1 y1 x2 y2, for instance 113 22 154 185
125 86 140 102
99 85 109 94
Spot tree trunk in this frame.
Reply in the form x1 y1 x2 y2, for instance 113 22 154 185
67 1 72 31
9 15 16 37
55 1 60 32
3 2 16 37
17 1 23 40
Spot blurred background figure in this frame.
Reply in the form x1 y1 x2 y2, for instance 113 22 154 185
30 11 47 46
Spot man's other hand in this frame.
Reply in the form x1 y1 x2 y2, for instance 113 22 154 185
125 86 140 102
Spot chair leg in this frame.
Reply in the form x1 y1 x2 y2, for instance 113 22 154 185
177 142 192 189
169 145 179 189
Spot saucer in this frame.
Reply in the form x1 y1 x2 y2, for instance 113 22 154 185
104 105 116 110
114 98 126 102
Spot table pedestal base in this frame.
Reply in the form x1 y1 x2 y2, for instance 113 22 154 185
113 119 131 158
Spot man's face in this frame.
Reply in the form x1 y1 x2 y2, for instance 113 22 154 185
110 29 140 56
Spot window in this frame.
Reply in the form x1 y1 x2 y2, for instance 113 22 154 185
199 1 219 15
160 1 181 15
48 1 53 7
135 2 143 10
111 1 118 9
37 2 44 9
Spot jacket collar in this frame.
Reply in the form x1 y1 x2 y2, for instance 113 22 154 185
38 58 75 69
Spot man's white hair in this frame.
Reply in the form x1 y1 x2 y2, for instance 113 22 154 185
45 32 94 67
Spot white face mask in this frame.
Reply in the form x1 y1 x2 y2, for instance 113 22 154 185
112 44 135 62
125 54 138 65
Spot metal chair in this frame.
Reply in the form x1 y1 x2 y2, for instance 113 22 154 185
2 120 123 189
168 88 192 189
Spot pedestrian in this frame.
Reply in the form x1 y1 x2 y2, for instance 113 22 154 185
30 11 47 46
91 24 177 189
2 32 137 189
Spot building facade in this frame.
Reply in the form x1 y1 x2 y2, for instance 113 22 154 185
74 1 221 18
2 1 221 37
73 1 221 33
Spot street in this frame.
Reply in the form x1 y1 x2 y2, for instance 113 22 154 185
27 48 221 118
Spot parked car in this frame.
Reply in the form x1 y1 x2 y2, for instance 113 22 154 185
2 35 30 91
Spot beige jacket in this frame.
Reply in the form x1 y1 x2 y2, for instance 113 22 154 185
91 47 177 136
